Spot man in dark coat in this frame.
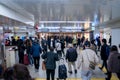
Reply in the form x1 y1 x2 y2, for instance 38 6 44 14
41 38 48 53
96 36 101 51
31 41 42 72
17 37 25 64
42 47 59 80
66 44 78 74
100 39 109 74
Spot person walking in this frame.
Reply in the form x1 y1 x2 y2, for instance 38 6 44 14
55 40 62 58
41 38 48 53
66 44 78 74
90 39 97 54
96 36 101 51
42 47 59 80
31 40 42 72
78 43 99 80
107 45 120 80
17 37 25 64
100 39 110 74
25 39 33 66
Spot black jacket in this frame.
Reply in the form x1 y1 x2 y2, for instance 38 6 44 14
100 44 108 60
66 47 78 62
42 51 59 70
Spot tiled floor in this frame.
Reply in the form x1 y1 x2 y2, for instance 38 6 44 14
27 48 119 80
28 60 105 78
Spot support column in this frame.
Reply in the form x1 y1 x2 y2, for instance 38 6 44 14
111 28 120 46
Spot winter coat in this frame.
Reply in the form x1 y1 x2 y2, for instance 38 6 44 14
66 47 78 62
107 51 120 73
26 46 32 55
78 48 99 71
90 44 97 54
31 42 42 57
100 44 108 60
41 51 59 70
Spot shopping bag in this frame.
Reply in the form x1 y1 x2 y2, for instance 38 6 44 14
42 61 46 70
24 54 29 65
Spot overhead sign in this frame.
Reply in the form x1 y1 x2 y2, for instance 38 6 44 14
37 26 82 32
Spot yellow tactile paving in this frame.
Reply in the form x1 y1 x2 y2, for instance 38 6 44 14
35 64 119 80
98 64 119 80
35 78 105 80
35 77 119 80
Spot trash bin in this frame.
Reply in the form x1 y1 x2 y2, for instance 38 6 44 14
5 46 18 67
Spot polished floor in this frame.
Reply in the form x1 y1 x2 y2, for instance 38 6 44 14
27 48 119 80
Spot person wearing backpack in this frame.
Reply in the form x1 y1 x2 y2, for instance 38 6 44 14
100 39 110 74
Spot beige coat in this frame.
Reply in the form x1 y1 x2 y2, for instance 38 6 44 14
78 48 99 71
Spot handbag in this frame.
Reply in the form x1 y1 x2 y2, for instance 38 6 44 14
42 61 46 70
89 61 96 70
86 50 96 70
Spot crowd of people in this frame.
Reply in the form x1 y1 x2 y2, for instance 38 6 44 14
1 35 120 80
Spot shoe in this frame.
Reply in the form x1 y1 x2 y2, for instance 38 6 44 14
75 70 77 74
68 71 72 74
104 72 108 75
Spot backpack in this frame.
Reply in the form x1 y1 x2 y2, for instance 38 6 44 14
106 45 110 59
58 64 67 79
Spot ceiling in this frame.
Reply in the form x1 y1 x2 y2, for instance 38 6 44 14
0 0 120 24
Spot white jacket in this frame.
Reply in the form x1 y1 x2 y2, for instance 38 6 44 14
55 42 61 51
78 48 99 71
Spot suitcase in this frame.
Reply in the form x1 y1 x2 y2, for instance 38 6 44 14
24 54 29 65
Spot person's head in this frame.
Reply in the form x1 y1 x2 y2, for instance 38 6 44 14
11 36 14 39
18 36 20 39
91 39 95 44
3 64 32 80
68 44 73 48
110 45 118 52
57 39 60 42
84 42 90 48
102 38 107 44
50 47 54 52
3 67 14 80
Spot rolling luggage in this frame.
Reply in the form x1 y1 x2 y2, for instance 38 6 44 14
24 54 29 65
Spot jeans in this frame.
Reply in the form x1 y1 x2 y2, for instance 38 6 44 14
81 70 93 80
28 54 34 65
46 69 55 80
101 60 108 73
